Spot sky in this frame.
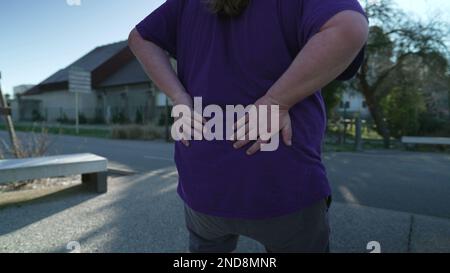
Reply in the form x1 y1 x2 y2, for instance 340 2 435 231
0 0 449 96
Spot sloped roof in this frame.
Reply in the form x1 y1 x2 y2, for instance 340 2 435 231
24 40 136 95
40 41 128 85
97 58 151 88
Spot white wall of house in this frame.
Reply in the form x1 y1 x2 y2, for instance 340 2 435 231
97 83 170 124
101 84 151 108
19 83 170 124
98 84 150 123
338 90 370 118
25 90 98 122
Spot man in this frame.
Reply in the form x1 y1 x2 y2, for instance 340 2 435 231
129 0 368 253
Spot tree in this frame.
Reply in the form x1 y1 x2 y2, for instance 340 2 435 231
322 81 345 119
381 86 425 138
355 0 449 147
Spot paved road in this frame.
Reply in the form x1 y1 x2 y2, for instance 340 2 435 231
1 171 449 253
0 131 175 173
1 131 450 219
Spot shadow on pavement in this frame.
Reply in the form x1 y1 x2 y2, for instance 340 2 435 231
0 184 99 236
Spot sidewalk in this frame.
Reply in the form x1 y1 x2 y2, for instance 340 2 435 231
0 170 449 253
329 202 450 253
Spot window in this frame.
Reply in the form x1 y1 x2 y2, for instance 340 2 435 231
340 101 350 109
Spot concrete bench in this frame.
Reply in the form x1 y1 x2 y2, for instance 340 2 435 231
401 136 450 147
0 153 108 193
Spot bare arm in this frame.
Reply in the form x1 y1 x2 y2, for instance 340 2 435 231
128 28 189 103
235 10 369 155
265 10 369 108
129 29 197 146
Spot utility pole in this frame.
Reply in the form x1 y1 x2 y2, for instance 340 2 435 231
69 66 91 135
0 71 20 158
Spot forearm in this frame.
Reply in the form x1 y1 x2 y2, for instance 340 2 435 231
266 11 369 108
128 28 187 102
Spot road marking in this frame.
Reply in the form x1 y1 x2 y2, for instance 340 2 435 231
144 155 174 162
338 186 360 204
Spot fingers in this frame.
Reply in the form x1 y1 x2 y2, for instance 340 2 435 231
177 110 205 147
246 139 268 156
176 106 294 152
235 114 249 133
179 128 191 147
181 139 190 147
282 122 293 146
181 115 203 137
192 110 205 125
234 139 250 150
233 115 249 140
234 113 259 141
235 121 254 141
234 127 258 149
234 122 292 155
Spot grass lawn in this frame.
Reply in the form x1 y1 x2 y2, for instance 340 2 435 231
3 123 446 153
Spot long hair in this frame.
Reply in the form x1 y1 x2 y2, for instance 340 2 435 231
205 0 251 17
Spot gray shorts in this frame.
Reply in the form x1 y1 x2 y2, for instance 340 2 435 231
184 198 331 253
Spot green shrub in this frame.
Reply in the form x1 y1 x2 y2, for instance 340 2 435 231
57 113 72 124
32 110 45 122
112 111 129 124
158 107 174 126
418 113 450 136
382 87 426 138
78 113 88 124
135 109 144 124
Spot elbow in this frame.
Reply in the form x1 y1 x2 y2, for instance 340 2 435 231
128 28 141 51
324 11 369 50
346 13 369 49
353 19 369 49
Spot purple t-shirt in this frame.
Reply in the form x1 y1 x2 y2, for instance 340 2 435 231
136 0 366 219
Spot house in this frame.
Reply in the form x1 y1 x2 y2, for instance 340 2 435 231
19 41 169 124
13 85 35 97
10 85 35 121
337 89 370 118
